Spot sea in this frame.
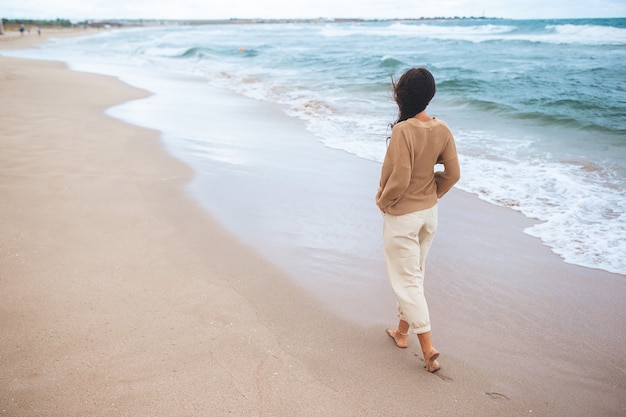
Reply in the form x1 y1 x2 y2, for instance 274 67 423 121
4 18 625 275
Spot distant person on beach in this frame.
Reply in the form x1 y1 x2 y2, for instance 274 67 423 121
19 24 25 36
376 67 460 373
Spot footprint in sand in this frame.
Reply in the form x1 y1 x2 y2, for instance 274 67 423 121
435 373 453 382
485 392 509 401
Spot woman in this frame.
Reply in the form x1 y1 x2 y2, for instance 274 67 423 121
376 67 460 373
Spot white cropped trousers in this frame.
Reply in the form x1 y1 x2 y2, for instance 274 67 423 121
382 205 438 334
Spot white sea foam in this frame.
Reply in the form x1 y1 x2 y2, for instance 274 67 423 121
450 129 626 274
548 24 626 45
321 22 516 40
322 21 626 45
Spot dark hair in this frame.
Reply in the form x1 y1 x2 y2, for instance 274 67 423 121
391 67 436 127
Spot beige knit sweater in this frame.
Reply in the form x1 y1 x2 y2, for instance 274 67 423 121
376 117 460 215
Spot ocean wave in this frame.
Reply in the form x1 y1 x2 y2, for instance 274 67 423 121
455 130 626 275
143 46 190 58
321 20 626 46
430 22 626 45
547 24 626 45
442 96 625 137
379 55 406 69
386 22 516 37
438 78 484 93
178 46 213 58
321 22 516 40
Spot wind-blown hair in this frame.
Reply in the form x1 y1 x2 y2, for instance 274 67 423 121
391 67 436 127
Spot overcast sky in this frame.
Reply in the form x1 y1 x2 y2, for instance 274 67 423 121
3 0 625 21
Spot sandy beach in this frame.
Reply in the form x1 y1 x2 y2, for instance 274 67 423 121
1 31 625 417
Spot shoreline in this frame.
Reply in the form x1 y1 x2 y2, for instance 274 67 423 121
0 27 100 49
4 22 624 277
1 32 625 416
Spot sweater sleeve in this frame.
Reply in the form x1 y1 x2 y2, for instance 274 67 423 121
376 129 412 212
435 134 460 198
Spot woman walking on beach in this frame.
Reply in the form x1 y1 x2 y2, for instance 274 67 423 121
376 67 460 373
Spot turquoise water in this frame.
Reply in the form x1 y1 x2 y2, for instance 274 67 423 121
4 18 625 274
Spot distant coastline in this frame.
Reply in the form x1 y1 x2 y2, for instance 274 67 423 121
1 16 500 31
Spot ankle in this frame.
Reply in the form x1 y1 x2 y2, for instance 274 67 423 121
423 348 438 358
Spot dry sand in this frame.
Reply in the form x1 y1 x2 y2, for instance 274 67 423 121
1 31 625 416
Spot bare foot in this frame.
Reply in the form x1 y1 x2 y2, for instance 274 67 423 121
386 329 408 349
424 350 440 373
